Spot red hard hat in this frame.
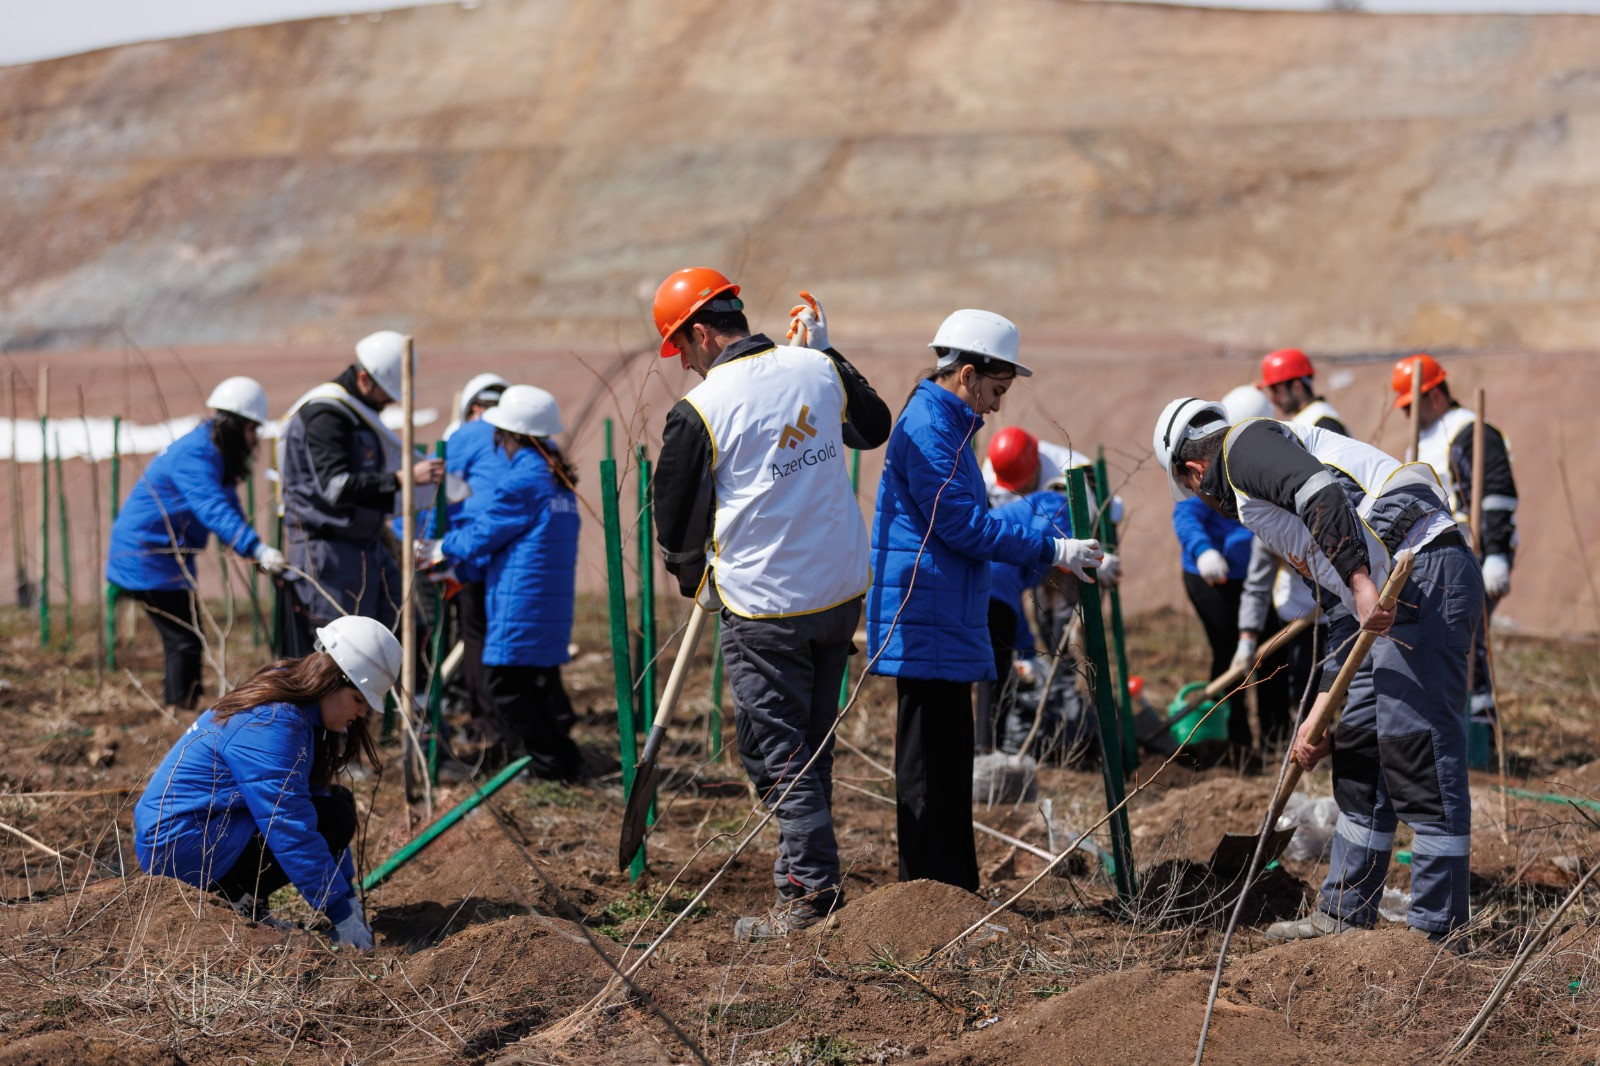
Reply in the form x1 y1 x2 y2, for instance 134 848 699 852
652 267 741 360
1128 675 1145 700
1257 348 1315 388
987 427 1040 493
1391 353 1447 408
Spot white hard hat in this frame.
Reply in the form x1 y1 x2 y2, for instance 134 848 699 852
929 309 1032 377
1221 385 1274 425
206 376 270 425
1153 397 1228 502
483 384 564 438
354 330 409 402
458 372 508 423
314 615 403 714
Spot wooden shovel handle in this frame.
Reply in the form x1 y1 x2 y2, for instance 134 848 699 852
651 602 709 732
1270 550 1417 810
1185 615 1314 711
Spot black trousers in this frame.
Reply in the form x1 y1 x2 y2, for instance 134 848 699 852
975 601 1018 752
895 677 979 892
127 588 203 709
454 581 491 723
210 787 357 915
484 665 584 780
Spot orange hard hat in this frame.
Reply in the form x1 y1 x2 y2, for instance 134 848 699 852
652 267 741 360
1391 353 1447 408
1257 348 1315 388
987 426 1040 493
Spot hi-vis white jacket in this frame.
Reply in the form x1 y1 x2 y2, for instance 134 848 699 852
654 334 891 619
1199 418 1454 617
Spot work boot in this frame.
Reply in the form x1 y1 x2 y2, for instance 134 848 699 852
1265 909 1363 940
1410 924 1470 956
734 886 841 943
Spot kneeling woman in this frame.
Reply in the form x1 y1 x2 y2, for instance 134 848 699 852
134 615 400 950
429 385 585 781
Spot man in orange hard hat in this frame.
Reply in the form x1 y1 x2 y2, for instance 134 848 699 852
1394 354 1518 757
651 267 892 942
1257 349 1349 435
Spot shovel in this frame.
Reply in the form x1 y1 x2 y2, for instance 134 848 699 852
1207 551 1416 881
1134 615 1314 748
618 602 710 870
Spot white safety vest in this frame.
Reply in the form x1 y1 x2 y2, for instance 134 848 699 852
1291 399 1344 432
1416 406 1477 522
684 345 869 619
1223 419 1452 615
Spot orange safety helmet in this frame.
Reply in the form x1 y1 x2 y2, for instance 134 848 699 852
1257 348 1315 388
1391 353 1447 408
652 267 741 359
987 426 1041 493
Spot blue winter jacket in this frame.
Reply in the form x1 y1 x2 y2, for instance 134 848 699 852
400 421 508 578
1172 496 1253 579
867 381 1057 682
134 701 357 922
106 420 261 591
988 491 1076 655
440 444 579 667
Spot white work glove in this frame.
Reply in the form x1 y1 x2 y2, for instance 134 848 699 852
1053 537 1104 582
1229 633 1259 674
255 545 287 575
331 897 374 951
415 539 445 569
1481 553 1511 598
785 291 831 351
1098 552 1122 588
1196 548 1230 585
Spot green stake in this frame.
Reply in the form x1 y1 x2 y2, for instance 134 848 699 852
1067 467 1136 905
1094 449 1137 773
601 458 644 878
635 446 658 828
359 755 533 891
709 615 724 762
55 431 73 648
39 415 49 648
603 417 613 463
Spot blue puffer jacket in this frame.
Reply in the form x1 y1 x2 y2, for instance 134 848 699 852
440 444 579 667
988 490 1076 655
1172 497 1254 579
133 701 357 922
106 421 261 591
399 422 508 578
867 381 1057 682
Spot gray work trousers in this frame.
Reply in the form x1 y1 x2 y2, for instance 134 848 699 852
1320 536 1482 934
723 597 859 900
280 532 400 655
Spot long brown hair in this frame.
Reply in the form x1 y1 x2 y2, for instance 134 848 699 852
495 429 580 490
213 653 379 787
902 352 1017 412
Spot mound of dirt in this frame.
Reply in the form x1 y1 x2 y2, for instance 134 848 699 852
925 967 1325 1065
1129 776 1276 864
402 912 615 1000
1223 928 1484 1047
0 1031 181 1066
812 879 1012 965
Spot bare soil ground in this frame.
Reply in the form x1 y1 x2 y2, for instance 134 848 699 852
1 600 1597 1064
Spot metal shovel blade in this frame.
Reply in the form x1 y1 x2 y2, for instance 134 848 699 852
1209 823 1297 885
618 727 665 870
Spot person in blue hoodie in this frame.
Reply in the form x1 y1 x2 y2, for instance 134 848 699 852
106 377 284 710
866 310 1104 892
423 385 584 781
134 615 400 950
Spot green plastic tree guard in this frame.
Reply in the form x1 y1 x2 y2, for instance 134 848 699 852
54 433 73 648
635 447 658 829
1067 467 1136 905
360 755 533 891
601 458 645 879
426 441 448 782
106 416 121 669
39 415 49 648
709 616 724 762
1095 449 1137 774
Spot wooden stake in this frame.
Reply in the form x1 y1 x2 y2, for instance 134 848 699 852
79 387 105 684
400 336 419 803
55 431 73 648
1408 358 1423 461
38 365 49 647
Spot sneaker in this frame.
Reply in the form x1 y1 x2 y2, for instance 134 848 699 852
1265 909 1364 940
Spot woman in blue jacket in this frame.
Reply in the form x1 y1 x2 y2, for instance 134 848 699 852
427 385 585 781
135 615 400 949
866 310 1103 891
106 377 284 710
